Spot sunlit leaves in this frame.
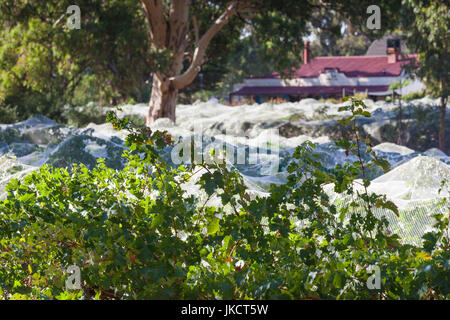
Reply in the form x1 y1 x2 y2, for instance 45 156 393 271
0 105 448 300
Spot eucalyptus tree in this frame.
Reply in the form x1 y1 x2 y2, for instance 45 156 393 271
140 0 403 125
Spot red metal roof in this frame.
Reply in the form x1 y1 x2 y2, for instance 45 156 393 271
231 85 390 96
249 55 418 79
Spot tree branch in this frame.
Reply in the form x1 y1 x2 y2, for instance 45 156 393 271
192 15 200 45
166 0 191 75
141 0 167 47
171 1 238 89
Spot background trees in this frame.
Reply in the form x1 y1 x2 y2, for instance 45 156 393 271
402 0 449 151
0 0 154 123
0 0 446 137
307 9 373 57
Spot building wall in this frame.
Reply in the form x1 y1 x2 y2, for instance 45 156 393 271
240 70 403 88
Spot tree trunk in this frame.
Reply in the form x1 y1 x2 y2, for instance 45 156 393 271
396 104 403 145
147 75 178 126
141 0 239 126
439 95 446 152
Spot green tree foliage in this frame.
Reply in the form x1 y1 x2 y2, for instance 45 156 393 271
401 0 449 151
0 0 156 123
310 30 372 57
0 99 448 299
192 35 274 102
308 8 372 57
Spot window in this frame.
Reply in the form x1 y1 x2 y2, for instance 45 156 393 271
324 69 337 80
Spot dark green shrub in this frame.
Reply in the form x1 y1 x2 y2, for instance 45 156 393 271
63 104 108 128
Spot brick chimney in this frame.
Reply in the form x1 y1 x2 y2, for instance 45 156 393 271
303 41 311 64
387 47 398 63
387 38 400 63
